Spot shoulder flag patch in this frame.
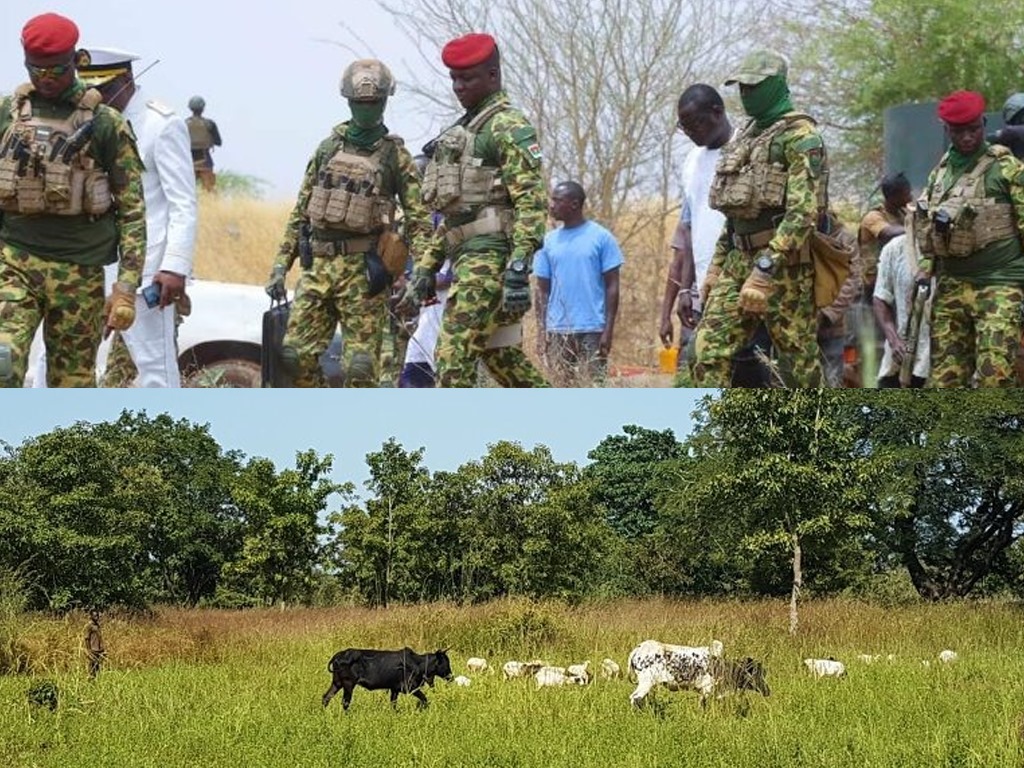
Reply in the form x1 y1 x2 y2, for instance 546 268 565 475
527 142 542 160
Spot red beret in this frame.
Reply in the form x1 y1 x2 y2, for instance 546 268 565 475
937 90 986 125
21 13 80 58
441 33 497 69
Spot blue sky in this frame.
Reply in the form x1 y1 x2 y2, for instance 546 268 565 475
1 389 711 496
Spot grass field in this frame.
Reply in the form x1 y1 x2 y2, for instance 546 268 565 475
3 598 1023 767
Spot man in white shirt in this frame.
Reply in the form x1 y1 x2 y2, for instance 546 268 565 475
873 233 932 387
660 84 771 385
78 46 197 387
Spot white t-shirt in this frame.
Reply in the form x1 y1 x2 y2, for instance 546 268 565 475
873 235 932 380
673 136 730 312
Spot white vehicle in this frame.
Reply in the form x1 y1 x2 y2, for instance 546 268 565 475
27 279 344 387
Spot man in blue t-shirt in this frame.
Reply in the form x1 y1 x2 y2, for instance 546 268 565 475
534 181 623 386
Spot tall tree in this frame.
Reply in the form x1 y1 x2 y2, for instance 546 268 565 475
0 424 151 610
662 391 878 633
91 411 244 606
331 439 432 607
853 391 1024 599
369 0 772 234
585 424 684 538
222 450 341 606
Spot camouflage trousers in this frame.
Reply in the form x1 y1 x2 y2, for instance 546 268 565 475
0 244 105 388
435 249 548 388
927 276 1023 388
692 248 821 387
378 310 410 387
283 251 386 387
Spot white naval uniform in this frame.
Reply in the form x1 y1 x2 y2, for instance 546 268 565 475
111 86 197 387
34 86 197 387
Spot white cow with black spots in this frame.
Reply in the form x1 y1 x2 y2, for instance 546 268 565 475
627 639 767 708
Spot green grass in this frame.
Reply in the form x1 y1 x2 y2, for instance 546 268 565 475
2 599 1023 767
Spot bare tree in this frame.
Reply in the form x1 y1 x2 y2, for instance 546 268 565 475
367 0 773 245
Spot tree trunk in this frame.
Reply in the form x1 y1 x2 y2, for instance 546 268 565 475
790 530 802 636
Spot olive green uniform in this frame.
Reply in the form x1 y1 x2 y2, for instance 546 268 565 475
416 90 548 388
275 124 428 387
917 144 1024 387
0 80 145 387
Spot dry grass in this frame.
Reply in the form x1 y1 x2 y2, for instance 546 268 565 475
193 195 676 382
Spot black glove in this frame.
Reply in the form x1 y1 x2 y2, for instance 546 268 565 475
265 264 287 301
501 259 531 315
401 266 436 309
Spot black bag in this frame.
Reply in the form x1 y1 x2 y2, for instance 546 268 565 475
261 298 292 387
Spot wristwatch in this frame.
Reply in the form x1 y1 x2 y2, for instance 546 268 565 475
507 260 528 277
754 253 776 275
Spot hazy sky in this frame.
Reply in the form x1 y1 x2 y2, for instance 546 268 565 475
0 389 710 497
1 1 452 200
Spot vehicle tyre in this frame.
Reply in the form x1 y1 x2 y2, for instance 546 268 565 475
182 357 261 388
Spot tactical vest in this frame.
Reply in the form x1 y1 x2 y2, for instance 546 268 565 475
421 100 513 220
0 84 112 217
188 116 214 151
709 112 828 220
305 135 398 234
923 146 1018 258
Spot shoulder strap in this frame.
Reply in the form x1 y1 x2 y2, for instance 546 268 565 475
467 100 507 133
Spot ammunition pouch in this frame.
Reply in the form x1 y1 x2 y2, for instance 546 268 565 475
926 149 1019 257
0 88 111 216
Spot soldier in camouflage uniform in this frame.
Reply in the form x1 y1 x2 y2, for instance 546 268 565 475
267 59 429 387
0 13 145 387
915 90 1024 388
692 50 827 387
404 32 548 388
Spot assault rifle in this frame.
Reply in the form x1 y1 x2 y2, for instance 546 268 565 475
46 59 162 164
900 280 930 387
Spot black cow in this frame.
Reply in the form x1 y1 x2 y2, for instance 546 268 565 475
322 647 453 710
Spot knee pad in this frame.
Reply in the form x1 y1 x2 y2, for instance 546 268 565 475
0 342 12 381
346 350 375 385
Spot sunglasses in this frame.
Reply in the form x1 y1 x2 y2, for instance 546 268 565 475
25 60 74 79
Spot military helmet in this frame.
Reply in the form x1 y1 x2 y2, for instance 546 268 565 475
188 95 206 112
340 59 395 102
1002 93 1024 126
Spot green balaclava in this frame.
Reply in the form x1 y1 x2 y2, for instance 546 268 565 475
945 127 987 176
345 100 388 148
740 75 794 129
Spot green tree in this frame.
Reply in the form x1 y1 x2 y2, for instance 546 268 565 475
661 391 879 633
221 450 341 606
783 0 1024 194
585 425 685 539
330 439 432 607
0 424 150 610
461 441 611 601
852 390 1024 599
91 411 244 606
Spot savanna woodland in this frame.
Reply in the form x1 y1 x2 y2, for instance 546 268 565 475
3 391 1023 616
5 391 1024 768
